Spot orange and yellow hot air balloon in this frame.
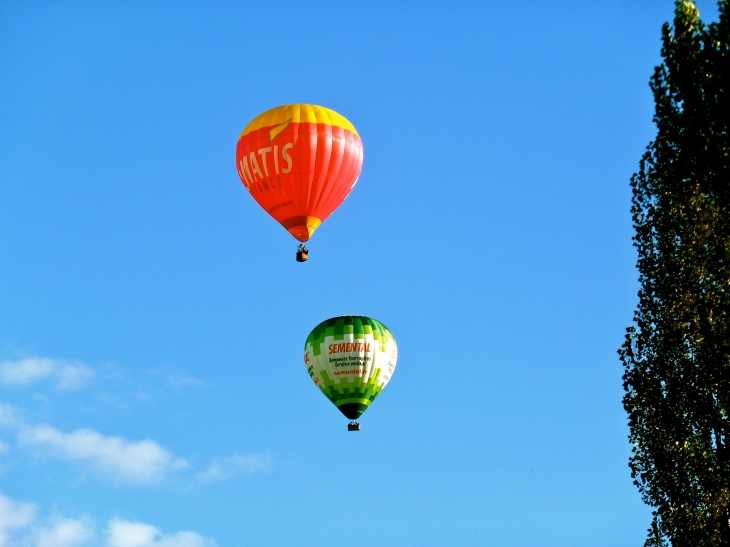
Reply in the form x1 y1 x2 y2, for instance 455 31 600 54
236 104 363 258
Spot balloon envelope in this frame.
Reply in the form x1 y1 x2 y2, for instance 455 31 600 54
304 316 397 420
236 104 363 242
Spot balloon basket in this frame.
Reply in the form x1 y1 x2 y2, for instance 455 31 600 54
348 421 360 431
296 245 309 262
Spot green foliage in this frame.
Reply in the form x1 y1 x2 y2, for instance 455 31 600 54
620 1 730 545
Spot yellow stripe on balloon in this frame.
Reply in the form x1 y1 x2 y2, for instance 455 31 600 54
239 104 359 139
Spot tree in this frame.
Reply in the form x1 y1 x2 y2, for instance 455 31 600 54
620 1 730 545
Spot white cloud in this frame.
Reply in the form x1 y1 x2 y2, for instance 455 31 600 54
0 402 269 486
37 516 96 547
0 491 216 547
0 357 55 385
18 425 189 485
198 453 272 483
106 519 217 547
0 492 36 547
0 358 94 391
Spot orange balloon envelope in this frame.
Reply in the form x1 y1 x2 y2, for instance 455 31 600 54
235 104 363 242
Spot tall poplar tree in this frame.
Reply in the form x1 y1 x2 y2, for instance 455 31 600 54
620 1 730 545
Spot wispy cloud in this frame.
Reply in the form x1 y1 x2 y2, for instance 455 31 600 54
198 453 273 483
145 368 208 390
106 518 217 547
0 357 95 391
0 386 271 487
0 403 20 428
0 491 36 546
18 425 189 485
166 373 207 389
37 515 96 547
0 491 217 547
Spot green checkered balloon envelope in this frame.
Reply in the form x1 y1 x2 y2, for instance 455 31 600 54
304 316 397 421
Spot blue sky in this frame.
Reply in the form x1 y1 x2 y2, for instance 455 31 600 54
0 1 722 546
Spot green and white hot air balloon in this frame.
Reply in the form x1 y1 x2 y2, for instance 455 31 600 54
304 316 397 431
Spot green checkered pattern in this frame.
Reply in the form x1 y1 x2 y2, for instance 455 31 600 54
317 367 385 416
304 315 397 419
305 315 395 356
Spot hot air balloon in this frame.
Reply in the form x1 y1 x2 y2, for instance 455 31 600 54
304 316 397 431
236 104 363 262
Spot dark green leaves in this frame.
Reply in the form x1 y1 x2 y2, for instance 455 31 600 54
622 2 730 545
